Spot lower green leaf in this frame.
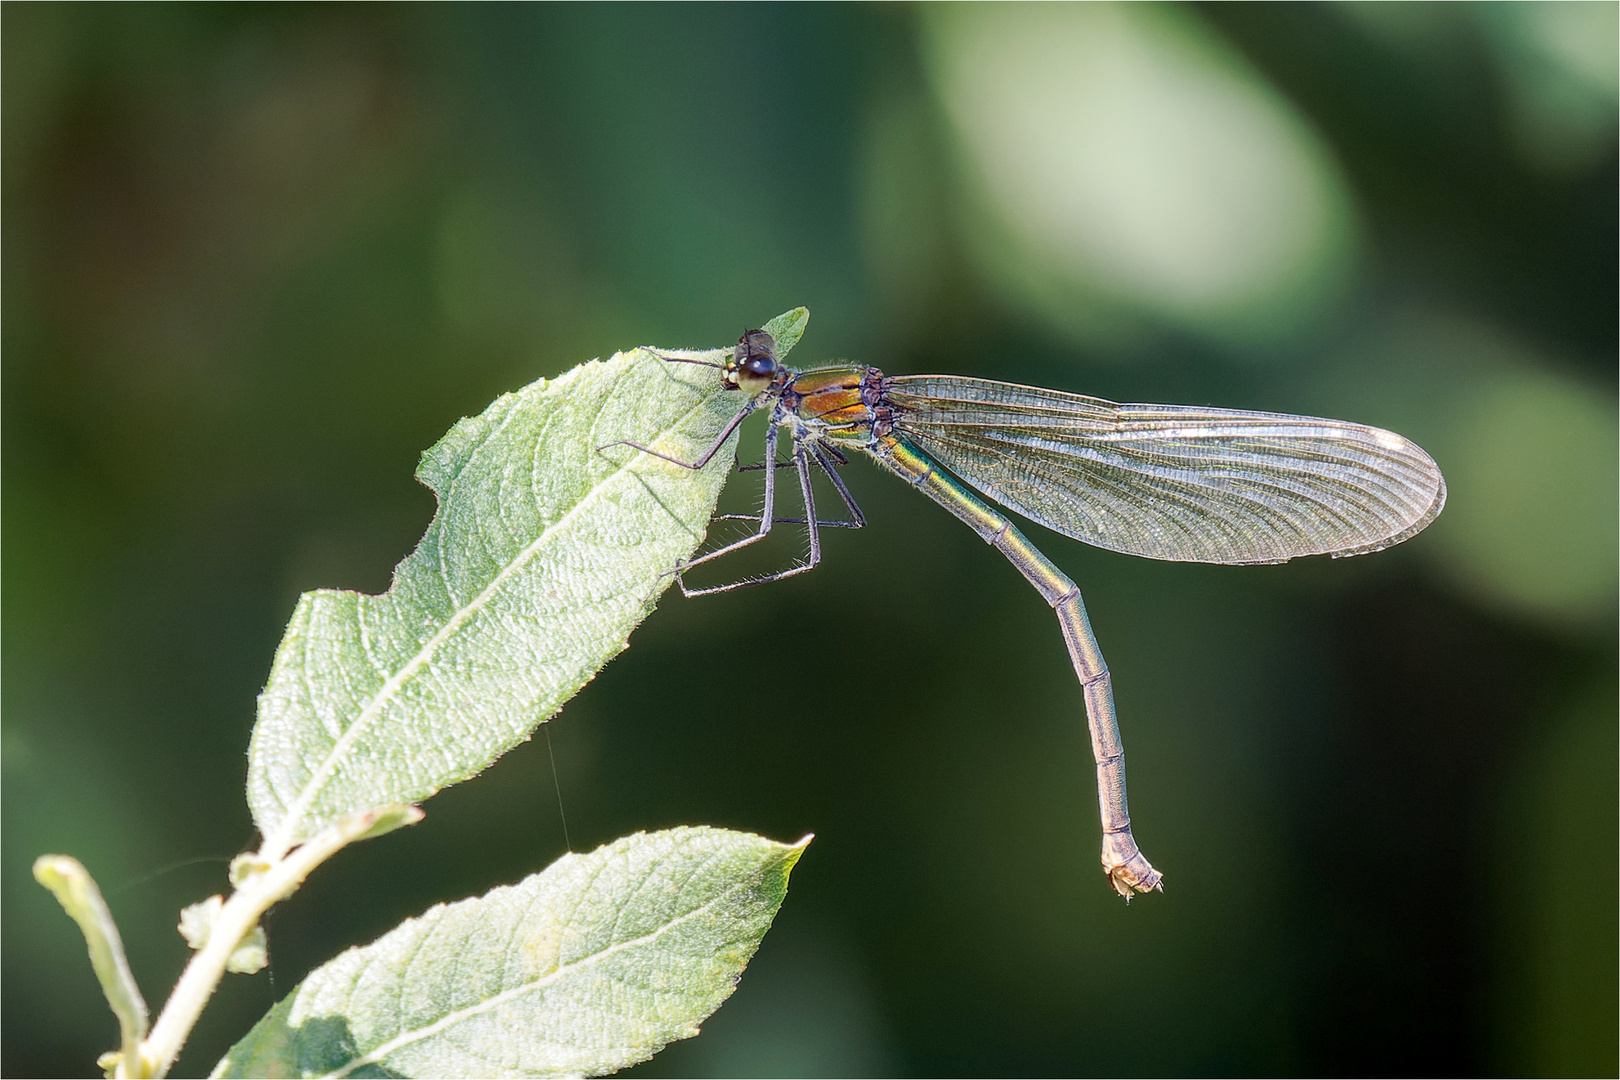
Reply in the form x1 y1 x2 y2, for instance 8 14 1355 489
212 827 812 1079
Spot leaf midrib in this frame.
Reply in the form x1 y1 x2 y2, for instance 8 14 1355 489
321 852 773 1079
265 369 730 853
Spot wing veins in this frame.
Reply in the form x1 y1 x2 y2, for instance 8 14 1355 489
893 398 1442 563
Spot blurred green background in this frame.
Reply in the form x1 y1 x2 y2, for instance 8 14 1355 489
4 3 1615 1076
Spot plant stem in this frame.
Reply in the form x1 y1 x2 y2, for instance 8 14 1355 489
142 805 423 1078
33 856 150 1077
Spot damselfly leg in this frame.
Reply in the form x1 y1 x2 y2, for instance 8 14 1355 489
599 343 867 593
597 397 758 473
678 432 866 596
718 444 866 529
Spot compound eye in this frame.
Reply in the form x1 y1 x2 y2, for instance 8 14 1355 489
731 328 779 393
737 354 777 393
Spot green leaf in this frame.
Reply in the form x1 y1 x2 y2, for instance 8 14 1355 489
211 827 812 1080
761 306 809 356
247 312 810 852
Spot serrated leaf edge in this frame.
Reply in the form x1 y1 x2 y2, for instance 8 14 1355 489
263 362 734 855
315 837 809 1080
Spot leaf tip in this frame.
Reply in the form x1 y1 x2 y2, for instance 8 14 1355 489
353 803 426 841
32 854 78 890
771 833 813 878
762 307 810 358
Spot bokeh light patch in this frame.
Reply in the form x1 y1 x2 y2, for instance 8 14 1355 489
923 2 1356 346
1432 363 1618 627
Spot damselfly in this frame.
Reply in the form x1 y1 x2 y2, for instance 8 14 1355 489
608 328 1446 898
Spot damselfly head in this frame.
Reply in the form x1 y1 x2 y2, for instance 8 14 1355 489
730 329 780 394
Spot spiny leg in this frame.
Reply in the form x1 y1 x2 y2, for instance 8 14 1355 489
739 443 849 469
596 397 758 471
675 422 783 585
718 444 867 529
678 434 829 597
812 444 867 528
629 344 729 375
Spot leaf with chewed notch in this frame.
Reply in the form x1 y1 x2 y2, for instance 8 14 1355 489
212 828 811 1079
247 312 812 856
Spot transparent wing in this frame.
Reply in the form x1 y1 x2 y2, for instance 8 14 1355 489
885 376 1446 565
